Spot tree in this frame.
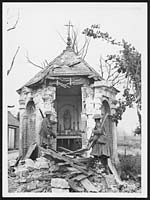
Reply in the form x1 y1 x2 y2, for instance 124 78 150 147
83 25 141 132
6 8 20 76
98 55 126 87
57 24 91 59
7 8 20 32
71 27 91 59
26 25 91 69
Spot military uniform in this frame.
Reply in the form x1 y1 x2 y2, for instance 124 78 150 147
90 126 111 157
39 111 56 148
89 114 110 173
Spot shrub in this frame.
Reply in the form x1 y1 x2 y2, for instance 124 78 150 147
118 153 141 181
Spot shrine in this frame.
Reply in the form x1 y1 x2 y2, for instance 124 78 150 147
17 23 119 162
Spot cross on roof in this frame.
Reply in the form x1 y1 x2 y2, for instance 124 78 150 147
65 21 73 39
65 21 73 47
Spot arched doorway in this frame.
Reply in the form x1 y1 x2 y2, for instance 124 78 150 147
22 99 36 156
101 100 113 156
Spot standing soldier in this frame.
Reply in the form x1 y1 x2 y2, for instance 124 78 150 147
88 114 110 174
39 111 56 149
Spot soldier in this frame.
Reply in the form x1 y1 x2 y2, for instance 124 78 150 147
39 111 56 149
88 114 110 174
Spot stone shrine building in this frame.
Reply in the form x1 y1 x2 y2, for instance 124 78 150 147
17 34 119 162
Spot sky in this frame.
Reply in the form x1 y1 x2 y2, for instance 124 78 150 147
3 2 147 135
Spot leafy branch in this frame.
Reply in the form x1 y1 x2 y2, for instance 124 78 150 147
83 24 141 130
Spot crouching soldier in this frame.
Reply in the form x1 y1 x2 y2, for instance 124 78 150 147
39 111 57 149
88 114 110 174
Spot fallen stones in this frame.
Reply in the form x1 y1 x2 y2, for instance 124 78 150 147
105 174 117 189
15 166 29 178
24 159 35 170
8 159 16 168
15 184 27 193
51 178 70 189
8 146 141 194
26 180 40 192
34 157 49 169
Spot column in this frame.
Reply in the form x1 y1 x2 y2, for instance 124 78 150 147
42 86 57 150
18 99 26 157
111 108 119 164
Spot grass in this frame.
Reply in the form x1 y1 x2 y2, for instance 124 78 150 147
117 135 141 181
117 135 141 155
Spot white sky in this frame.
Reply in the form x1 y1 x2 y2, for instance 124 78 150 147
3 2 147 134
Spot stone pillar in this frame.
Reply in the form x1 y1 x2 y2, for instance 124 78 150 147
33 93 44 145
111 108 119 164
94 97 103 115
42 86 57 150
81 86 87 115
18 99 26 157
80 113 88 148
18 87 33 157
42 86 56 116
81 86 94 148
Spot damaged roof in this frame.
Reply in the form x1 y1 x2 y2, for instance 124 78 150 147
8 111 19 127
17 47 102 94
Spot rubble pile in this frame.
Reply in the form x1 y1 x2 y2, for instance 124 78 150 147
8 146 141 193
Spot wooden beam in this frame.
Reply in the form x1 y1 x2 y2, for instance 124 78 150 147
80 178 99 192
39 146 92 176
107 158 123 185
24 142 37 159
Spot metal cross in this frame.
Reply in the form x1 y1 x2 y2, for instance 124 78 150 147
65 21 73 39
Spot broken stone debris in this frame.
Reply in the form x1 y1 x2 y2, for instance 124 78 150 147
8 145 139 193
34 157 49 169
15 166 29 178
51 178 70 189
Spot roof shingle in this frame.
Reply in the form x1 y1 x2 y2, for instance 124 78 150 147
17 48 102 93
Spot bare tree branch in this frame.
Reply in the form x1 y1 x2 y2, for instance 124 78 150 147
56 26 90 58
110 74 125 82
99 56 104 78
8 105 15 108
81 37 90 59
25 52 44 69
109 72 121 82
72 28 78 52
78 36 87 55
111 77 125 87
56 30 67 44
7 9 20 32
107 69 119 80
45 59 49 66
78 36 90 59
7 46 20 76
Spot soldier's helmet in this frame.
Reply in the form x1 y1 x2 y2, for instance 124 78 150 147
93 114 102 120
45 111 53 116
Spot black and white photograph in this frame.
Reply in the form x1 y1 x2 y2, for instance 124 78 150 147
3 2 147 198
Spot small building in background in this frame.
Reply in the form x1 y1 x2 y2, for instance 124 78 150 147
8 111 19 150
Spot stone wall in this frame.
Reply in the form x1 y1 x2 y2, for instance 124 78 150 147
19 80 119 161
19 85 57 157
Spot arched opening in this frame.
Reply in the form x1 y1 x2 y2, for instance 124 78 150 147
101 100 113 156
22 99 36 157
26 100 35 114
